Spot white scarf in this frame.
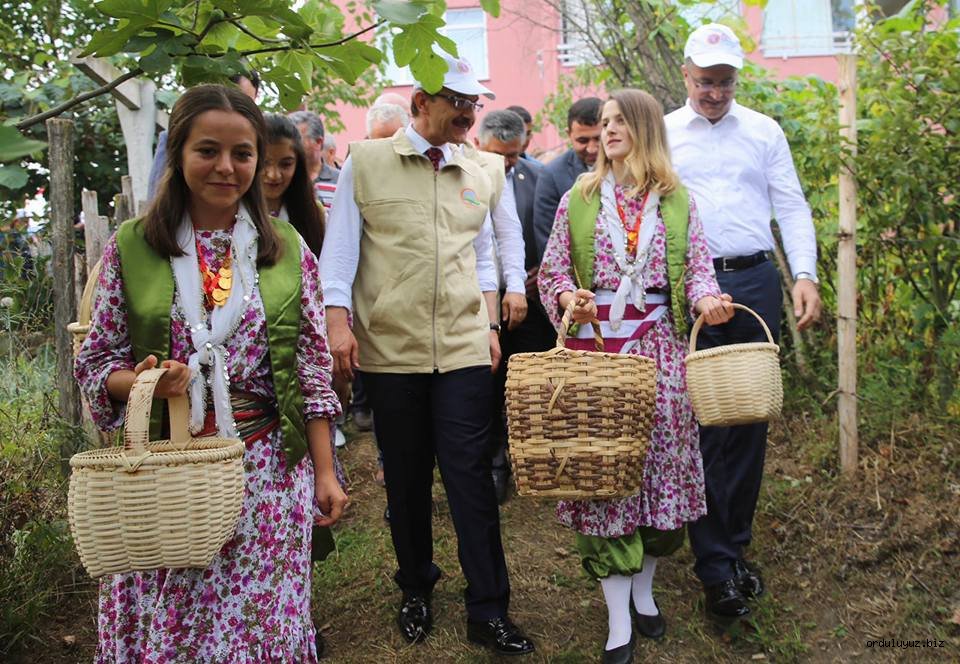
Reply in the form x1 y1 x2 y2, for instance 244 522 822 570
171 203 259 437
599 172 660 331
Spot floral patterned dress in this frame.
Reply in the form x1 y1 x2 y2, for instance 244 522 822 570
74 229 341 663
538 185 721 538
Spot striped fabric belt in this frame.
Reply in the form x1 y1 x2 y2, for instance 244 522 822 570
565 290 669 354
197 393 278 444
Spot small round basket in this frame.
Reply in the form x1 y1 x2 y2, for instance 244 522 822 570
684 303 783 426
505 301 657 499
67 367 245 578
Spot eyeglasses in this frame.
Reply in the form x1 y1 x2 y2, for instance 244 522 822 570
434 92 484 112
691 76 737 92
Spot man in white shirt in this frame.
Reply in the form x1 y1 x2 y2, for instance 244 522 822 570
319 53 535 657
665 24 822 625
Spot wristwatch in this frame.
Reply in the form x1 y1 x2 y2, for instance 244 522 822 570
489 322 502 334
794 271 819 285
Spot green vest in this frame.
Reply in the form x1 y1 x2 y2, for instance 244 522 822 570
566 182 691 331
114 217 307 469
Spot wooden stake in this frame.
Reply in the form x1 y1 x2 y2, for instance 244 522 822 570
81 189 110 273
838 54 859 476
46 118 82 471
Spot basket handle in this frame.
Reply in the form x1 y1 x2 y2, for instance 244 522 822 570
123 367 191 456
557 300 604 352
688 303 775 355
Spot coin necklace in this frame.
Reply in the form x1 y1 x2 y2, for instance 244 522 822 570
196 236 233 309
615 190 650 263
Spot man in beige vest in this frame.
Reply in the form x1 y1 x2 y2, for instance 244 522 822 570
319 53 535 656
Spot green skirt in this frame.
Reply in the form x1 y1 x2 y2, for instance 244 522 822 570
575 526 685 580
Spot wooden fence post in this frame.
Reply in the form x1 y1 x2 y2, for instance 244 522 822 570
838 54 859 476
47 118 82 471
81 189 110 274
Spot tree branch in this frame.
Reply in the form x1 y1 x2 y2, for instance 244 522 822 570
239 20 384 57
15 68 145 132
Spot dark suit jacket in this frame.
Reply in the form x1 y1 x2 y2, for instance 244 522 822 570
532 148 589 262
511 157 543 271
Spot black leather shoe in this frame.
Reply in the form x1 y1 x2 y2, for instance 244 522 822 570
466 617 535 656
397 594 432 643
630 598 666 640
704 579 751 620
315 627 325 659
602 632 635 664
492 468 511 505
733 559 765 599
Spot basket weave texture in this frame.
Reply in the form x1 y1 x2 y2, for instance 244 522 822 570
505 302 657 499
68 368 245 578
684 303 783 426
66 258 101 357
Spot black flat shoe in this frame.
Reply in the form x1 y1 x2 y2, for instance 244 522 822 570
466 616 535 656
602 632 635 664
704 579 751 620
630 598 666 640
733 559 765 599
397 594 432 643
315 628 325 659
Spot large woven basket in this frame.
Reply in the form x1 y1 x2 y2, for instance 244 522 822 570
505 302 657 499
66 258 101 356
684 303 783 426
67 368 245 578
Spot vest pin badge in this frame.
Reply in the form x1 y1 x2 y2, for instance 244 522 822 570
461 188 480 207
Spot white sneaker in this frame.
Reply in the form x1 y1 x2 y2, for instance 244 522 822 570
334 428 347 448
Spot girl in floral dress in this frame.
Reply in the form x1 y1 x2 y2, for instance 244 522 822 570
538 89 733 663
75 84 347 663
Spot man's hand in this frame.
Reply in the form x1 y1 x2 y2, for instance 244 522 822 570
489 330 502 373
501 292 528 330
792 279 822 331
326 307 359 381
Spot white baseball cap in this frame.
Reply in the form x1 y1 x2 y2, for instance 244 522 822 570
415 51 495 100
684 24 744 69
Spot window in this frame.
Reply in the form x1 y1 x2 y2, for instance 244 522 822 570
382 8 489 86
761 0 856 57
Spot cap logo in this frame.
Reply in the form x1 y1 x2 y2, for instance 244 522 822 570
707 33 721 44
461 188 480 207
457 59 471 73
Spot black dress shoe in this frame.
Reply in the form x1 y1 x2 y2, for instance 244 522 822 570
602 632 635 664
630 598 666 640
733 559 765 599
492 468 511 505
466 616 535 655
397 594 432 643
704 579 751 620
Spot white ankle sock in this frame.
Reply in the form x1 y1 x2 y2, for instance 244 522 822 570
599 574 633 650
631 555 659 616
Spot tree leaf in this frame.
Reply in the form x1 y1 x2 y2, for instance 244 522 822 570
0 163 29 189
0 126 47 162
373 0 426 25
479 0 500 18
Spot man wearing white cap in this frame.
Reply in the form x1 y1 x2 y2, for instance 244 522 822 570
664 24 821 625
319 52 535 656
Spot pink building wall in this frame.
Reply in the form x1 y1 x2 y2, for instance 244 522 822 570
325 1 847 163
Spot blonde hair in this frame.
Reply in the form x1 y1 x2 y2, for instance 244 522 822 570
578 89 679 201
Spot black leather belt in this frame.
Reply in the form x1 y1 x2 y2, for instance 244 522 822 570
713 251 768 272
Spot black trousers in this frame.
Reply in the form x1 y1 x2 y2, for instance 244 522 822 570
687 259 782 586
363 366 510 621
490 300 557 469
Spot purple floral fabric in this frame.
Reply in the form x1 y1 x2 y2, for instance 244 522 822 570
538 185 721 536
74 229 341 662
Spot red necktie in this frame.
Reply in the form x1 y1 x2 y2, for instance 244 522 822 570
425 147 443 172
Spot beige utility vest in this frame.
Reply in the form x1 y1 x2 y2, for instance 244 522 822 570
350 130 505 373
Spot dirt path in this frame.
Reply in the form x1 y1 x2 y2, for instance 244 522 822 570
20 415 960 663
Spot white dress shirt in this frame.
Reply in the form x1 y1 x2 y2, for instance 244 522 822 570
665 100 818 278
487 165 526 293
319 125 499 310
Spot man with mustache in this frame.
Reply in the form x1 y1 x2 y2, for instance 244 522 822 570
319 53 536 657
664 24 822 626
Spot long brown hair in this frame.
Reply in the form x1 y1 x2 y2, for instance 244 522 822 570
143 84 281 265
579 89 679 201
264 113 325 256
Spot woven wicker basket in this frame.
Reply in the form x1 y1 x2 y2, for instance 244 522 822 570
505 302 658 499
66 259 102 356
684 303 783 426
67 368 245 578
